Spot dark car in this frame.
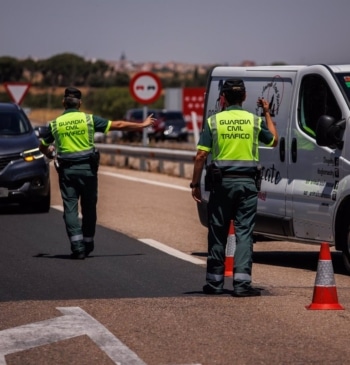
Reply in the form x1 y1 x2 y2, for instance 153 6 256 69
157 110 188 142
0 103 50 212
122 108 161 142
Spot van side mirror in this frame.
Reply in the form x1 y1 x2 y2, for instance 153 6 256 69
315 115 345 149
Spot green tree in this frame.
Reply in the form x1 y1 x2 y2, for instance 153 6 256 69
38 53 90 87
20 57 38 83
84 87 163 119
113 72 130 87
86 60 111 87
84 87 134 119
0 56 23 83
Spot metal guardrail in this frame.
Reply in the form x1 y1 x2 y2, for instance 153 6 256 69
96 143 196 178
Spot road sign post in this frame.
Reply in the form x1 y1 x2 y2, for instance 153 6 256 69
129 72 162 146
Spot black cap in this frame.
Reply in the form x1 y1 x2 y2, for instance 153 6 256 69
221 79 245 93
64 87 82 99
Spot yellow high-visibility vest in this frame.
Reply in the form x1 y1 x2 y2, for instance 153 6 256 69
208 108 261 168
50 112 95 158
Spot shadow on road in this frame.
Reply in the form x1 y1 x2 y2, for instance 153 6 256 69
192 249 349 276
253 250 348 276
0 204 48 215
33 253 145 260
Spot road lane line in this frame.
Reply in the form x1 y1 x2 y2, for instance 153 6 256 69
0 307 146 365
139 238 205 265
51 207 204 265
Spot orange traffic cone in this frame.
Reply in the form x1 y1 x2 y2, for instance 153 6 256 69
306 242 344 310
224 220 236 277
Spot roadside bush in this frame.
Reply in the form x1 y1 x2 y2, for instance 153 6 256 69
84 88 164 119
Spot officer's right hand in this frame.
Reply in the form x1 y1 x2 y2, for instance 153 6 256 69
257 98 269 112
191 187 201 203
46 145 56 159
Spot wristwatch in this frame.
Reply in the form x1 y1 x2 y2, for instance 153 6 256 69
190 182 200 188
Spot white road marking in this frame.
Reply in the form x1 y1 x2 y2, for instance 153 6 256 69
139 238 205 265
0 307 146 365
51 206 205 265
99 171 188 191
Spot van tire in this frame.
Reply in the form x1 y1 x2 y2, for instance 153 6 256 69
342 229 350 274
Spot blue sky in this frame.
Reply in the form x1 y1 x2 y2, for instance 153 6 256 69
1 0 349 65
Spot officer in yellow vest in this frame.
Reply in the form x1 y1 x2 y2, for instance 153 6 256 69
39 87 155 259
190 79 278 296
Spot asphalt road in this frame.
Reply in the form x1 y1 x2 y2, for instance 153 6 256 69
0 209 205 302
1 165 350 365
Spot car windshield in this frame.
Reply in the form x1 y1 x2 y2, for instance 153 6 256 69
335 73 350 106
0 112 30 135
161 112 185 125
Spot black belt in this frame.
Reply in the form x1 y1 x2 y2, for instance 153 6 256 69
222 172 255 179
58 158 91 168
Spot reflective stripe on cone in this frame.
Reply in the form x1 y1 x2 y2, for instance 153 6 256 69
224 220 236 277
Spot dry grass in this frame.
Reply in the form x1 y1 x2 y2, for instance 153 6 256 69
28 109 63 124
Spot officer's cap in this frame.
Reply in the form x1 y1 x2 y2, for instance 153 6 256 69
221 79 246 94
64 87 82 99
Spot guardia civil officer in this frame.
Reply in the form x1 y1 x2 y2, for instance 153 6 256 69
190 79 278 297
39 87 156 259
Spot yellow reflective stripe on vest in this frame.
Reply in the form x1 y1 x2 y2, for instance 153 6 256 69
209 110 261 168
209 115 220 158
51 112 95 157
86 114 95 145
252 114 260 158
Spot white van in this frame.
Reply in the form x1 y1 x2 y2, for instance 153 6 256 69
196 65 350 273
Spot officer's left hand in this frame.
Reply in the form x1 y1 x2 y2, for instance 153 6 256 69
191 187 201 203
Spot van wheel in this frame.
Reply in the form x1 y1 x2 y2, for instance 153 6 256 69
342 229 350 274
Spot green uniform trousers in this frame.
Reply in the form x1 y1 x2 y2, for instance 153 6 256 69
206 177 258 291
58 163 97 254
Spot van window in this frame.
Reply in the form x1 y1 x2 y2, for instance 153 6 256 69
298 75 341 138
335 73 350 105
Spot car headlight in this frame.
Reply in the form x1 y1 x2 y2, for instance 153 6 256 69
21 148 44 162
164 126 174 135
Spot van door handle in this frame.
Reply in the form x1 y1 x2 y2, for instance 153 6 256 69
291 137 297 163
279 137 285 162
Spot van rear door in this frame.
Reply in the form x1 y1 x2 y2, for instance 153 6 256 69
204 67 297 236
286 65 345 242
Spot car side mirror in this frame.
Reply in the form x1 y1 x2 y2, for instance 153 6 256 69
315 115 345 149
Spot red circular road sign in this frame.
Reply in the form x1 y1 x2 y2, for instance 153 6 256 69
129 72 162 104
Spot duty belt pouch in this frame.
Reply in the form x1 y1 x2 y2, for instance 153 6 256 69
205 162 222 191
90 149 100 172
255 165 262 192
